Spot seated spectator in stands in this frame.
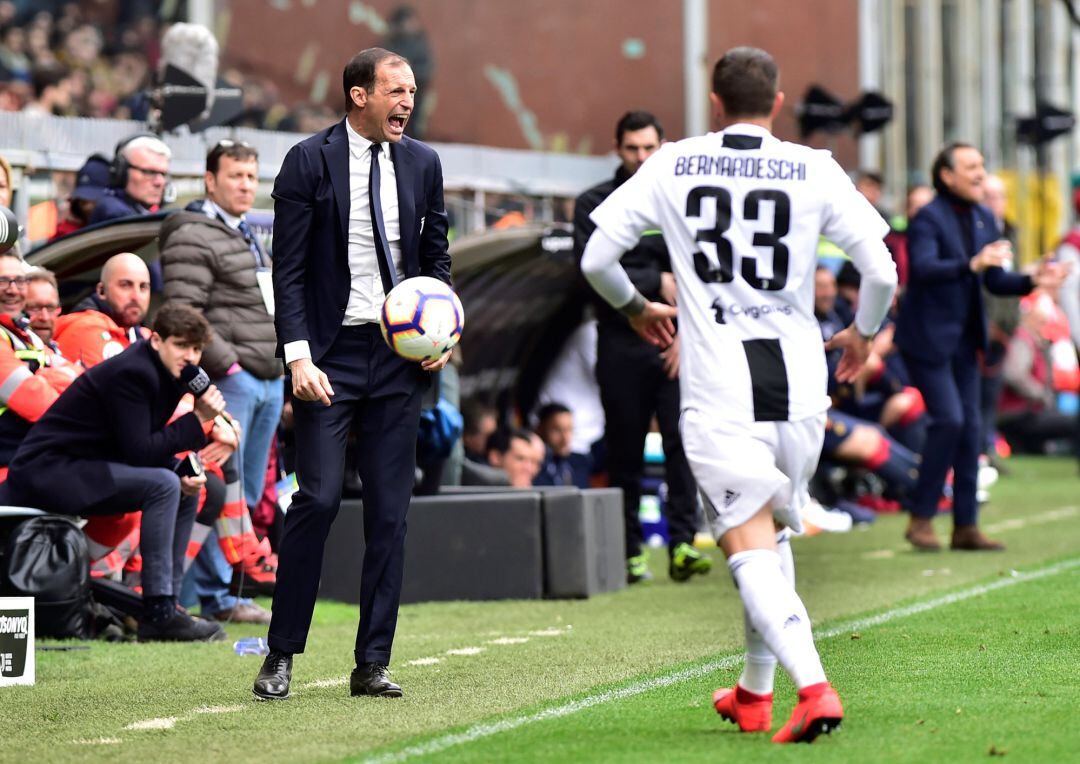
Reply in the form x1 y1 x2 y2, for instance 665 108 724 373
50 153 110 240
3 304 229 642
23 61 74 115
90 134 170 225
0 253 80 480
461 398 497 463
533 402 588 488
23 267 61 346
487 427 541 488
998 292 1078 454
53 252 150 365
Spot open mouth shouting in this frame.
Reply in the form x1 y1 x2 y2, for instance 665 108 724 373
387 111 409 137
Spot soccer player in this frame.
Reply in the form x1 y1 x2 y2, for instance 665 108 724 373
581 47 897 743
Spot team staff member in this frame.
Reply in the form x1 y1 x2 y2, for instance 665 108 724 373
4 304 230 642
255 47 451 701
895 143 1068 551
574 110 710 584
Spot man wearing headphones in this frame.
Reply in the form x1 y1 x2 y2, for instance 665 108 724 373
90 134 172 225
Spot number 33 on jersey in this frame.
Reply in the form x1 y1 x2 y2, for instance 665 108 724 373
587 123 891 424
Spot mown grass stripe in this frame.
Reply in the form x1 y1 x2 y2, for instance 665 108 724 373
361 556 1080 763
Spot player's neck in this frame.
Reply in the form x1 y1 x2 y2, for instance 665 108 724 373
718 116 773 133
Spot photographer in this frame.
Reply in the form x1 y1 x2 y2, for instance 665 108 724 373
4 304 235 641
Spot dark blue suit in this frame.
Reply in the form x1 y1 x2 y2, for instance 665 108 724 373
269 119 450 663
895 195 1032 526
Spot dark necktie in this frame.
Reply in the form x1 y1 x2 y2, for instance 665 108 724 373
236 218 265 267
369 143 398 294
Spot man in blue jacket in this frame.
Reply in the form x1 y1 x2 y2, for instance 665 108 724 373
895 142 1068 551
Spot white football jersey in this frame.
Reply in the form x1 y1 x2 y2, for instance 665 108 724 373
589 123 890 423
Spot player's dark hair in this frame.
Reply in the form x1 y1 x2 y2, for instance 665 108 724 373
486 427 533 456
343 47 409 112
711 47 779 119
931 141 977 196
615 110 664 145
462 398 497 436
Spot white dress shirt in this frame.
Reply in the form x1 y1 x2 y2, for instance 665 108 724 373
283 119 404 365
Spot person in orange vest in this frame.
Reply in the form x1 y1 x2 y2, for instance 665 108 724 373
0 255 81 481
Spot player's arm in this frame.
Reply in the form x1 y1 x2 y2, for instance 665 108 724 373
581 229 676 347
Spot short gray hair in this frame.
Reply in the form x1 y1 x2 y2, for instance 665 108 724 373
122 135 172 161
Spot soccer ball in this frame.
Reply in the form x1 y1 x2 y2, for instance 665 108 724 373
379 276 464 361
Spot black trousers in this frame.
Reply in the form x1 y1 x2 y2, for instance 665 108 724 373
268 325 425 664
596 326 698 557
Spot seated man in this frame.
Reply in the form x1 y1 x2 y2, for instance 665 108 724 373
90 135 171 224
4 304 231 642
0 255 81 480
23 268 62 348
533 403 579 487
487 427 542 488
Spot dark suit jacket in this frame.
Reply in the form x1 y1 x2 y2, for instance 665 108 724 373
7 340 207 513
272 119 452 364
88 189 150 225
895 195 1032 364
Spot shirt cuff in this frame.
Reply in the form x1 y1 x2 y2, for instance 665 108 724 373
283 340 311 365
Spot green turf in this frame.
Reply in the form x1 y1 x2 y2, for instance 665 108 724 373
1 456 1077 764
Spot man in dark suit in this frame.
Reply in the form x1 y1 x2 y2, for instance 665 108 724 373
895 142 1068 551
255 47 451 701
4 303 231 641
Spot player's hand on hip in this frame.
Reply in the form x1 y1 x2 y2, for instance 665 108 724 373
629 301 677 348
660 333 680 380
421 348 452 372
289 358 335 406
824 325 873 383
193 385 226 422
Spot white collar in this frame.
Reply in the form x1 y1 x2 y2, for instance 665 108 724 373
345 118 389 161
203 198 243 230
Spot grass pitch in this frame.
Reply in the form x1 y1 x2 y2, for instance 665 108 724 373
2 456 1077 763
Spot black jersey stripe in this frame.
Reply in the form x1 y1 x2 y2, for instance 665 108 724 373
742 338 790 421
722 134 763 150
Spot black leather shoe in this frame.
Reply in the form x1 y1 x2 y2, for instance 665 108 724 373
137 611 226 642
253 650 292 701
350 662 402 697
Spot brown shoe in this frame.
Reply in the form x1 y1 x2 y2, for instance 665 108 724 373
950 525 1005 551
904 517 941 551
212 601 272 624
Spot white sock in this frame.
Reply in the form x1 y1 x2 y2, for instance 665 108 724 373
737 531 795 694
728 549 826 690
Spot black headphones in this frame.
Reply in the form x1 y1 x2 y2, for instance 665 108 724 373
109 132 162 189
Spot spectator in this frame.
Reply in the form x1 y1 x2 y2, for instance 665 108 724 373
23 61 73 115
461 397 497 463
52 252 150 366
574 109 709 584
855 169 890 221
90 134 170 224
3 304 229 642
50 153 109 240
160 139 281 620
381 5 434 139
533 402 581 487
1054 185 1080 350
23 266 60 345
487 427 541 488
998 292 1078 454
883 184 935 288
0 253 80 480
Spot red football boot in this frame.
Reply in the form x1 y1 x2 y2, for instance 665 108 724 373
713 685 773 732
772 683 843 743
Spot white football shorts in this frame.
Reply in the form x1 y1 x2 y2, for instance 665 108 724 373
680 407 826 539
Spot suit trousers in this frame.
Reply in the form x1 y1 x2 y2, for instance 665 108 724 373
268 324 425 664
596 326 698 557
902 339 981 526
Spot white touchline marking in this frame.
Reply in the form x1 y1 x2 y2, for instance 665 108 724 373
445 647 484 656
408 657 442 666
528 629 565 637
862 505 1078 559
361 557 1080 764
299 677 348 689
72 738 122 745
125 717 177 731
192 705 245 715
487 637 530 645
